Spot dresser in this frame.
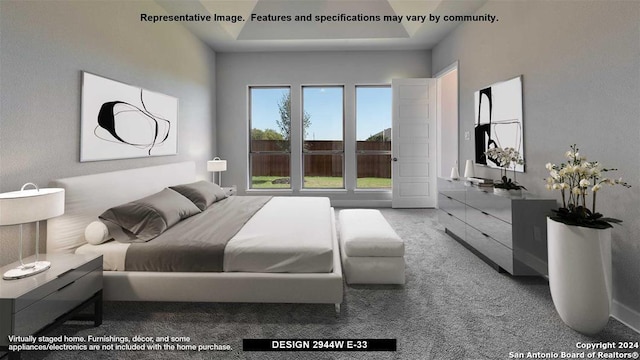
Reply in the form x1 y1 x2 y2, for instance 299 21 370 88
0 253 103 359
437 178 556 276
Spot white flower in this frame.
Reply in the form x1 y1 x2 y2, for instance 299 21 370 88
485 146 523 170
580 161 590 169
545 144 630 223
587 167 601 177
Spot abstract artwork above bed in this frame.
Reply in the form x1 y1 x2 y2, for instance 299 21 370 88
474 75 524 172
80 72 178 162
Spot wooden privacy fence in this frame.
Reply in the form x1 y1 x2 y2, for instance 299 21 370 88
251 140 391 178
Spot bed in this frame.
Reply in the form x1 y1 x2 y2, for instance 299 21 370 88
46 161 343 311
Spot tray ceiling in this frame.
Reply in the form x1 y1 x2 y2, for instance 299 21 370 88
156 0 487 52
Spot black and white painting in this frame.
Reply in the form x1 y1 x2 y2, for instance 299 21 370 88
81 72 178 162
474 75 524 172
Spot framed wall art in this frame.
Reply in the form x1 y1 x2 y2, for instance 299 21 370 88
80 72 178 162
473 75 524 172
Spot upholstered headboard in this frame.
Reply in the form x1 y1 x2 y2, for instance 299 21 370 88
47 161 196 254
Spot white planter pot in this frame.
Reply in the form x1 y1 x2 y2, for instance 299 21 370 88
493 187 522 197
547 217 612 334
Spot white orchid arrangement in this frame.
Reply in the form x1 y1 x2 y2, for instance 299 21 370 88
545 144 630 229
485 147 525 190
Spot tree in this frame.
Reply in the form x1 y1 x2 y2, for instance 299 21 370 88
366 128 391 142
251 128 284 140
366 133 385 142
276 93 311 151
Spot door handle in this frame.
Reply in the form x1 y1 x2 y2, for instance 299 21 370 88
392 157 398 162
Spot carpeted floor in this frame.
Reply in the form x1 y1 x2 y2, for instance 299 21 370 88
15 209 639 360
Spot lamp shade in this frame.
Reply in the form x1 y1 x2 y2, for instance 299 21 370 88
207 157 227 172
0 188 65 226
464 160 475 178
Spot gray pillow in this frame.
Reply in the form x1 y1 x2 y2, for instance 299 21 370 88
99 188 201 243
170 181 227 210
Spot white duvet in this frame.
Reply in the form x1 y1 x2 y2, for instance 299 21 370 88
223 196 333 273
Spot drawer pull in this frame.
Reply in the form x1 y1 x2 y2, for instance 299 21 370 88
481 211 490 216
446 195 452 200
57 268 76 278
447 212 453 217
58 281 76 292
481 232 490 238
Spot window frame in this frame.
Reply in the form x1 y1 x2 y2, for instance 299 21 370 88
355 84 393 190
248 85 292 190
300 85 346 190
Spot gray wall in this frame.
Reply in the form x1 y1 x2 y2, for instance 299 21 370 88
216 50 431 206
437 68 458 178
0 1 216 266
431 1 640 329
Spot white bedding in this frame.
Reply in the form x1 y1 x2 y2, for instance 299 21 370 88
76 196 334 274
76 240 129 271
223 197 333 273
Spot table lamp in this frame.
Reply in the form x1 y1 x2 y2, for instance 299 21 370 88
1 183 65 280
207 157 227 185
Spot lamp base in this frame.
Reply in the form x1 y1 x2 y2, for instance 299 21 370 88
3 261 51 280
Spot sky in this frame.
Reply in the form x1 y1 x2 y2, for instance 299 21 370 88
250 86 391 141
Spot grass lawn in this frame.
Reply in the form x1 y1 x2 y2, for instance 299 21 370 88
356 177 392 189
251 176 391 189
251 176 291 189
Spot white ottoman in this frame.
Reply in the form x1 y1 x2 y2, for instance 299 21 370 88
338 209 405 285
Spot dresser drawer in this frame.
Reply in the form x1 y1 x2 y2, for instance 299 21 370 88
438 178 466 203
466 205 513 249
439 210 466 241
466 188 513 224
14 268 102 336
438 193 465 221
465 225 513 272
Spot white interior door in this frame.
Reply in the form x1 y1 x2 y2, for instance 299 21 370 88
392 78 437 208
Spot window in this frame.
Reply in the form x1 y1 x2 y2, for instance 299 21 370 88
356 86 392 189
302 86 344 189
249 87 291 189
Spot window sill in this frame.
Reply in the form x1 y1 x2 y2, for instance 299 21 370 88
353 188 392 193
299 189 348 194
245 189 294 194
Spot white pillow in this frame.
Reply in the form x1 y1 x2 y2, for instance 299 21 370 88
84 221 112 245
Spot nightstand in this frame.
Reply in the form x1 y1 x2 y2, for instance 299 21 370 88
222 185 237 197
0 253 103 360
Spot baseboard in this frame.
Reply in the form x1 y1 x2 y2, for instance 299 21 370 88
612 300 640 334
